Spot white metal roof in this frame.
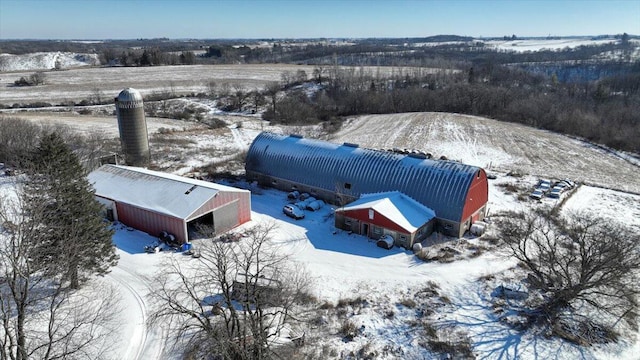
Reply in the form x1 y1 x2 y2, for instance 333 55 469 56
88 165 247 219
338 191 435 233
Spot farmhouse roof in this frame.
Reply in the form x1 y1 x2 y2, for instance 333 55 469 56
245 132 484 222
88 164 247 219
338 191 435 233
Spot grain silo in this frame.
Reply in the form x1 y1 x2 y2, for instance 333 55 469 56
115 88 150 167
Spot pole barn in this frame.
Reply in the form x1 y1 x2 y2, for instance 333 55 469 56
88 165 251 243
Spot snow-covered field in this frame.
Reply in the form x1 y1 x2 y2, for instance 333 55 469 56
1 52 639 357
4 107 638 359
0 63 441 106
0 64 316 105
483 38 619 52
0 51 99 72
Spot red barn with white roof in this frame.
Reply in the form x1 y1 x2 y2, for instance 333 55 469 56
334 191 436 249
88 165 251 243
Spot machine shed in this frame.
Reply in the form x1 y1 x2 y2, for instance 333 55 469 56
88 164 251 243
245 132 488 237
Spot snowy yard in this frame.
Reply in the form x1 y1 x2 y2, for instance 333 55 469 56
2 92 639 358
101 178 640 359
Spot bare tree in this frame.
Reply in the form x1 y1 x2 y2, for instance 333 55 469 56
148 222 312 359
264 82 280 112
0 117 42 167
312 65 325 85
280 71 293 88
30 72 46 85
0 183 120 360
497 210 640 331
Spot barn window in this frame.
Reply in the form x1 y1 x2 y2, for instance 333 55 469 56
344 183 351 189
368 209 374 220
373 226 382 235
345 219 352 226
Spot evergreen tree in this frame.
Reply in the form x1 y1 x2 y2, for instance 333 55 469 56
27 132 118 289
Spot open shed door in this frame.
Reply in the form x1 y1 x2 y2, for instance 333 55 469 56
212 200 239 234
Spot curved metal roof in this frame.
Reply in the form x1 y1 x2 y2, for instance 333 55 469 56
116 87 144 104
245 132 484 221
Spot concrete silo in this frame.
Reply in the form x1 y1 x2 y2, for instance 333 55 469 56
115 88 150 167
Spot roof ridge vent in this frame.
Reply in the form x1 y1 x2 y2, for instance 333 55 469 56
290 134 303 138
343 142 359 148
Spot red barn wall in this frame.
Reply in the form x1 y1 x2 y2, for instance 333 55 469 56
461 169 489 222
188 191 252 225
115 202 185 242
337 208 411 235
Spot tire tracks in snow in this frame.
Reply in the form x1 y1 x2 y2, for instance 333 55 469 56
108 264 166 360
229 125 247 150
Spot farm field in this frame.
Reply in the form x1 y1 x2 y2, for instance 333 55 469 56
1 61 639 358
0 63 445 106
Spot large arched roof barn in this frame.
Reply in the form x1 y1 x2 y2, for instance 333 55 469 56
245 132 488 237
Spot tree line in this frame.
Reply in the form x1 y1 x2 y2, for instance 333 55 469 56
264 63 640 153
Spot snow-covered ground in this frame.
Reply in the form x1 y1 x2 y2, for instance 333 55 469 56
2 107 639 358
0 63 436 106
96 175 639 359
0 52 99 71
482 38 619 52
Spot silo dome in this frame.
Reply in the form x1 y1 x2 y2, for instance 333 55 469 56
115 88 150 167
116 88 144 108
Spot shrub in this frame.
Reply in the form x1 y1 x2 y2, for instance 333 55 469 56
399 298 417 308
339 320 359 341
318 301 334 310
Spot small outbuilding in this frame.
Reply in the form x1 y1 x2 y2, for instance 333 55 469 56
88 164 251 243
335 191 436 249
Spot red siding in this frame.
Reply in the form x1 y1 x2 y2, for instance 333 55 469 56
115 189 251 244
337 208 412 235
188 191 252 225
116 202 185 242
461 169 489 221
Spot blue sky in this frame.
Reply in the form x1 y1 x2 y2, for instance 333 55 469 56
1 0 638 39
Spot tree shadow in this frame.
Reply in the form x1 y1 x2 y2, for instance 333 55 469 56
251 191 405 258
440 286 592 360
111 223 158 254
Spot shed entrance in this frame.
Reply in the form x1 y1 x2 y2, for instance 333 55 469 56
187 212 214 240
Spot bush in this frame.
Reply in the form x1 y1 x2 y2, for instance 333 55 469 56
339 320 359 341
399 298 417 308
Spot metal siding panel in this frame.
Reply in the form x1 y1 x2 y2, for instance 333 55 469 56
337 208 413 235
461 170 489 220
213 201 239 233
246 132 483 225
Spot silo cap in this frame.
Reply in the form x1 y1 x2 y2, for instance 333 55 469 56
117 88 144 102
